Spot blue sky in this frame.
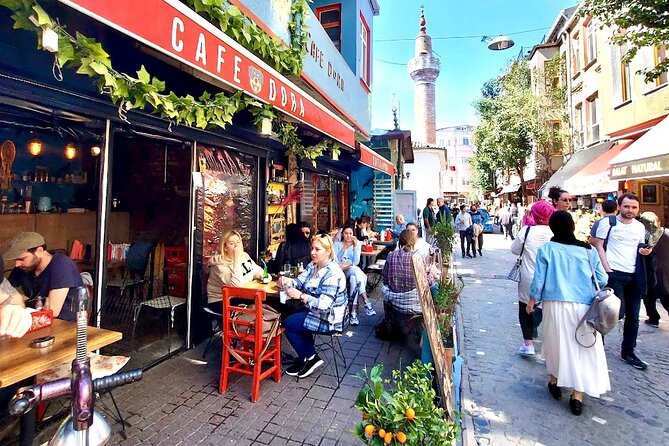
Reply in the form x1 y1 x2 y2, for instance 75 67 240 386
370 0 577 131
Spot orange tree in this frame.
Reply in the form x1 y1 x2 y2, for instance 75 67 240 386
353 361 459 445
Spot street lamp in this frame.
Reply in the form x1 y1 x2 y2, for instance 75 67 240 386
482 35 515 51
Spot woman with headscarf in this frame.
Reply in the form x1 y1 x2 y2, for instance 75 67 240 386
275 223 312 271
527 211 609 416
511 201 555 356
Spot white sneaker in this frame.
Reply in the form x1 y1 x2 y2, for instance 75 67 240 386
519 344 535 356
350 312 360 325
364 301 377 316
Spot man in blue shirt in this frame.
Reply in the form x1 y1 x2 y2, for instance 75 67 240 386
436 198 451 224
5 232 83 321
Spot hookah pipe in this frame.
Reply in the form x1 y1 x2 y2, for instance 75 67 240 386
9 287 143 445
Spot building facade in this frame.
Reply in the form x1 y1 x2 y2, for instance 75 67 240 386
437 125 475 204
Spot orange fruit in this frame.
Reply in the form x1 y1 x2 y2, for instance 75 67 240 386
406 407 416 420
384 432 393 444
397 431 407 444
378 428 386 438
364 425 375 437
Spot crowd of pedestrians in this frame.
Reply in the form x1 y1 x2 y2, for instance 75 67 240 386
508 185 667 416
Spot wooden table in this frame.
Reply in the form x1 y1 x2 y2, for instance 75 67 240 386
0 320 123 389
242 280 280 297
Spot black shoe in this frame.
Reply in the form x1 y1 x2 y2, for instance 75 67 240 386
297 354 324 378
644 319 659 328
285 358 306 376
569 397 583 416
478 250 483 256
462 253 466 258
621 352 648 370
466 254 473 259
548 382 561 400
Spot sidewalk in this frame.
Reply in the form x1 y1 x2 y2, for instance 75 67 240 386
85 287 420 446
457 232 669 446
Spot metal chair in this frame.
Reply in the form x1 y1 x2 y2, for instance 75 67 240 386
313 292 354 384
130 294 186 353
202 305 223 359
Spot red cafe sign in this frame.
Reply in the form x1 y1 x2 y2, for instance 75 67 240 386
359 144 395 176
58 0 356 149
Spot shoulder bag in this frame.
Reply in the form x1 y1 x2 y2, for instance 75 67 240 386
575 249 621 348
507 227 530 282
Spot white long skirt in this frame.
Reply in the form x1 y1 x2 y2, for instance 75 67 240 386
542 301 610 398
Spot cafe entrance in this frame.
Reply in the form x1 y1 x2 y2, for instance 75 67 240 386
101 130 191 368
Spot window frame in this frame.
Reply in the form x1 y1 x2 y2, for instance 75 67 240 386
586 94 600 144
584 19 597 66
655 44 668 86
571 32 581 77
574 103 584 148
316 4 342 52
620 44 632 102
359 12 371 88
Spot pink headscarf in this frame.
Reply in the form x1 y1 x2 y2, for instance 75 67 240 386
531 200 555 226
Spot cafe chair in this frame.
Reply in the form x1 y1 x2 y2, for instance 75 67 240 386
313 292 355 384
365 259 385 294
202 305 223 359
130 293 186 354
219 286 283 403
35 353 132 438
104 241 156 326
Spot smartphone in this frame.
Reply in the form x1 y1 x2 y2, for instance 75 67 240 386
29 335 55 348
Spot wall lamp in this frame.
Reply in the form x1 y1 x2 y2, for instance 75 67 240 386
64 143 76 160
28 138 43 157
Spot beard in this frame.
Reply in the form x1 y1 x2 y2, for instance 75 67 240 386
19 254 40 272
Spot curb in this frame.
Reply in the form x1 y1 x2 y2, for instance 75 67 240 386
454 274 477 446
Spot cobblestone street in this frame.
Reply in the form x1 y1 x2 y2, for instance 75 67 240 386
90 288 420 446
458 232 669 446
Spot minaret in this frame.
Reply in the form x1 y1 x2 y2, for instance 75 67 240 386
408 7 440 145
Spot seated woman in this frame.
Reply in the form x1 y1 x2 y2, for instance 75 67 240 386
207 230 263 304
275 223 312 271
278 234 348 379
334 225 376 325
380 229 434 337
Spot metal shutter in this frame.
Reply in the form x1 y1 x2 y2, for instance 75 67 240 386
373 173 394 230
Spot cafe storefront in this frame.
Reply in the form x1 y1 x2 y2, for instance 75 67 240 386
609 115 669 225
1 0 361 366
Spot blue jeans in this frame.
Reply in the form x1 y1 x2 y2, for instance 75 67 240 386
607 270 640 355
283 306 317 359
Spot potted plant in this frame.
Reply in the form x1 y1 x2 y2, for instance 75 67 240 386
353 361 459 445
431 221 456 269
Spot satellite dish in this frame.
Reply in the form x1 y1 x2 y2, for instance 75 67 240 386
488 35 515 51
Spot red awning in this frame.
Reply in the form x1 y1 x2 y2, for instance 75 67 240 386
564 140 633 195
359 144 395 176
59 0 357 150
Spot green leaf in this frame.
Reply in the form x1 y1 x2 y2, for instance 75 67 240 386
57 38 75 66
136 65 151 84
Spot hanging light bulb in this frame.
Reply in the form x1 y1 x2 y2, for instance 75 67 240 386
28 138 42 156
90 145 101 157
64 143 77 160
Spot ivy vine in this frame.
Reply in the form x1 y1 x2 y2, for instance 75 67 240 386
0 0 339 164
183 0 309 77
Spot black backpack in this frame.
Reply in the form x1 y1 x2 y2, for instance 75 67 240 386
603 215 617 251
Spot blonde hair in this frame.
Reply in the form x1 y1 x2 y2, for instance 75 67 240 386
220 229 243 261
312 233 336 260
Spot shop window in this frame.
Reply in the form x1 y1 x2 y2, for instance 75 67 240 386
586 94 600 143
316 4 341 51
360 13 371 87
655 44 668 86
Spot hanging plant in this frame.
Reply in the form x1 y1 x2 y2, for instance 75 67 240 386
275 121 340 166
182 0 309 76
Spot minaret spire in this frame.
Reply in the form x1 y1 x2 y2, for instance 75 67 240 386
408 7 441 145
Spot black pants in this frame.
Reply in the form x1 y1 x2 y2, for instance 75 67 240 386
518 301 543 340
607 271 641 355
459 230 472 255
642 291 669 323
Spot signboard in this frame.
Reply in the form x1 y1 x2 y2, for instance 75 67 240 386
59 0 356 149
394 190 417 224
233 0 372 134
411 251 451 410
359 144 394 176
610 154 669 180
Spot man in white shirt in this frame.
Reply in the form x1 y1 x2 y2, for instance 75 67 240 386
405 222 432 263
592 193 653 370
455 205 473 258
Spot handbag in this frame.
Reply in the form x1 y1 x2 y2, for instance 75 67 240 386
228 303 281 364
507 227 530 282
575 249 621 348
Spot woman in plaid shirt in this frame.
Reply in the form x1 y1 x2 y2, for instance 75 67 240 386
278 234 348 379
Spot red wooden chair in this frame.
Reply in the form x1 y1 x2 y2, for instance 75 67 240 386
219 286 283 402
